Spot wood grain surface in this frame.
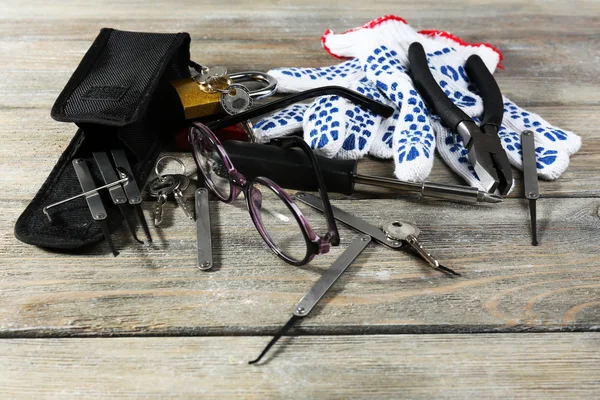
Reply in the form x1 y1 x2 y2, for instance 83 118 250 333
1 334 599 399
1 0 599 397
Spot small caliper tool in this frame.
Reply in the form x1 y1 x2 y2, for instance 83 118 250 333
249 234 371 365
295 192 459 276
521 130 540 245
409 42 513 195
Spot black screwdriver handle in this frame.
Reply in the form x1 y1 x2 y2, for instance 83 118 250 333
408 42 471 131
223 140 357 195
464 54 504 128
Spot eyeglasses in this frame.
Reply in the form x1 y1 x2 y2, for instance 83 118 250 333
188 123 341 265
188 86 394 266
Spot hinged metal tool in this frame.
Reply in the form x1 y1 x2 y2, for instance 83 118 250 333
249 234 371 365
295 192 459 276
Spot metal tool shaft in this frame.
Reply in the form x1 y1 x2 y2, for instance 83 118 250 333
521 130 540 246
353 174 503 204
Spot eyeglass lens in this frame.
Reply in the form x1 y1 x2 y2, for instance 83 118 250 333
191 132 232 200
248 182 308 262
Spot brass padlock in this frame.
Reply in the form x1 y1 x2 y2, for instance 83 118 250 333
171 71 278 120
170 76 230 120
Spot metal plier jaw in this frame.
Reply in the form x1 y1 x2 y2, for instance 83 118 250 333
456 120 513 194
408 42 514 195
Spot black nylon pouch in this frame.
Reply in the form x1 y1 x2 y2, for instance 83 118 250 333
15 28 191 251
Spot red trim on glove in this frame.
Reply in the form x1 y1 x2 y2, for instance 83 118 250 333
320 15 504 68
419 29 504 67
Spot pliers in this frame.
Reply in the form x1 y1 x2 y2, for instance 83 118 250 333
409 42 513 195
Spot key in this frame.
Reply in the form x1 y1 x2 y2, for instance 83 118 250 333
147 175 179 227
382 220 460 276
191 65 228 86
170 174 194 220
219 83 256 142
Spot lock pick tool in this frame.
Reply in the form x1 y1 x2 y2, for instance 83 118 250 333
409 42 513 195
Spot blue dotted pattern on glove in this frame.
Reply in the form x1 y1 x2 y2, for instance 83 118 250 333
498 124 558 170
279 59 362 81
339 78 385 152
504 101 570 144
254 104 306 132
425 48 479 110
363 46 435 163
444 131 479 179
307 96 343 148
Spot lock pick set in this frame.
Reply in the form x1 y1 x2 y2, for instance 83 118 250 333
13 15 581 363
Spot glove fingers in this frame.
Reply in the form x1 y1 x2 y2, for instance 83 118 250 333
303 95 347 157
268 59 362 93
391 88 436 182
335 77 387 159
253 104 308 143
335 102 383 159
432 119 487 191
430 68 483 117
368 105 400 159
502 97 582 156
497 124 572 180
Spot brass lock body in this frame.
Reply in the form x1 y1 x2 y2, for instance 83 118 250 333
170 71 278 120
170 77 227 120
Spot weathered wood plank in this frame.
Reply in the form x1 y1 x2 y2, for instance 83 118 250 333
1 334 599 399
1 197 599 336
0 107 596 201
0 0 599 109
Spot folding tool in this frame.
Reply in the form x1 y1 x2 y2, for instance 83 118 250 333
409 42 513 195
295 192 459 276
249 234 371 365
249 193 459 364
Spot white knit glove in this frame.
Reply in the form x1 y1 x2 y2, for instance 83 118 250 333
256 16 581 186
253 59 399 160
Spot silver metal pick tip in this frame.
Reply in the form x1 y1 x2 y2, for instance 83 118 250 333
479 192 503 204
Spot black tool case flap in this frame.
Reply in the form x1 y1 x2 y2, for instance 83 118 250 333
52 28 190 127
15 28 191 251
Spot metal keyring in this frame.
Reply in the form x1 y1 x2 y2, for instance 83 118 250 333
229 71 278 99
205 75 234 94
154 155 186 178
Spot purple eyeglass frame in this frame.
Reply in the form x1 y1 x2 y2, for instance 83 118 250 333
188 122 340 266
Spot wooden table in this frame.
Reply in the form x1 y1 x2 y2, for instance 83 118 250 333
1 1 599 398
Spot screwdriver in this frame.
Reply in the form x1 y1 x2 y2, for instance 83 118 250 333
223 140 502 204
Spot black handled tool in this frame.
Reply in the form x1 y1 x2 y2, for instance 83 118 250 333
223 140 502 204
408 42 513 195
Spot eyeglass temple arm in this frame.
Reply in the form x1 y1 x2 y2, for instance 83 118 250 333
205 86 395 131
276 137 340 246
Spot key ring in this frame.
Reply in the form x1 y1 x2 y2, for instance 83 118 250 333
205 71 278 98
228 71 278 99
201 75 234 94
154 155 187 179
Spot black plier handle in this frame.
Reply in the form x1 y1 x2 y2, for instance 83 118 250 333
408 42 513 195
